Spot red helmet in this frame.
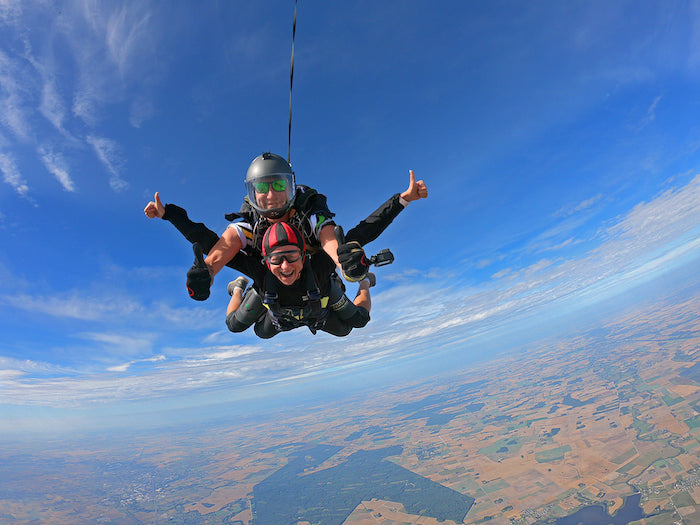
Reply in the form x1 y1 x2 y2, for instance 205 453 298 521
262 222 305 258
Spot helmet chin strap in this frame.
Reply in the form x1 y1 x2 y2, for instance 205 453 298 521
262 200 295 220
263 209 287 220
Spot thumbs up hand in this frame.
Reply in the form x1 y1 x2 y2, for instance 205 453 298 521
186 243 212 301
335 226 369 282
144 192 165 218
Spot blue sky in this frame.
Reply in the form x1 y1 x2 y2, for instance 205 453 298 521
1 1 700 436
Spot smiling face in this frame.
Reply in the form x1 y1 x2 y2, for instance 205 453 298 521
255 179 290 212
267 247 304 286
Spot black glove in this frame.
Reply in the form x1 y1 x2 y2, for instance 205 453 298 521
186 243 212 301
335 226 369 282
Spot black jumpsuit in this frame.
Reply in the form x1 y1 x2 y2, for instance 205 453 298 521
162 189 408 337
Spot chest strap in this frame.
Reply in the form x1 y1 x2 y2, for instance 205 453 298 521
262 258 327 330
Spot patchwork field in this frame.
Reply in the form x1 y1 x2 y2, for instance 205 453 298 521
1 292 698 524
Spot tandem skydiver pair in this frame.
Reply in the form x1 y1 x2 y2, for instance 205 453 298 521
144 152 428 338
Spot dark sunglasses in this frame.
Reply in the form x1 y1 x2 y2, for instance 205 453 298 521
266 249 303 265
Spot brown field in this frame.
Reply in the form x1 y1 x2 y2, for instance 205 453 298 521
1 289 698 524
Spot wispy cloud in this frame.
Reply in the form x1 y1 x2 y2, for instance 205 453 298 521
39 79 67 134
0 343 266 406
129 96 155 128
0 1 164 200
86 135 128 191
68 1 159 125
0 152 30 197
2 290 221 342
555 194 604 217
105 3 154 78
0 48 32 142
638 95 663 130
0 1 22 23
107 354 165 373
38 146 76 192
511 193 609 257
3 291 140 321
78 331 158 356
2 175 699 409
0 369 24 380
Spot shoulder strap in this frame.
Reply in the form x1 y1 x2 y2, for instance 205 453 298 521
293 185 318 209
302 258 323 319
262 258 325 327
225 197 257 222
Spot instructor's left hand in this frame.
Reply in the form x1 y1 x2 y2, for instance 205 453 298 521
400 170 428 202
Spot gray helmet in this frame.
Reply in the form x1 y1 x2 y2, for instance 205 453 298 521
244 152 296 219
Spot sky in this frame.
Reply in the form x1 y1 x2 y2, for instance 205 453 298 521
1 0 700 436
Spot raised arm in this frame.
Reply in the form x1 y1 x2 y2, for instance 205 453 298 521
319 223 341 269
337 170 429 281
203 228 243 277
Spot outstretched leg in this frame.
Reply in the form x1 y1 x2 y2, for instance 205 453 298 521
322 273 375 336
226 278 265 333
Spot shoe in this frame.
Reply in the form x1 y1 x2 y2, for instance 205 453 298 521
228 276 249 296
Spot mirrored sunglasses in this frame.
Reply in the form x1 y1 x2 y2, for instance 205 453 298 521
254 180 287 193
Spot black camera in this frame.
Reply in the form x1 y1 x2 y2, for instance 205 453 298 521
369 249 394 267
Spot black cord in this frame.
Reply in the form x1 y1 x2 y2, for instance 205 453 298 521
287 0 297 164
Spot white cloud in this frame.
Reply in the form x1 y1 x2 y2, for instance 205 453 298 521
3 291 139 321
39 80 66 133
38 146 76 192
2 290 221 339
63 1 160 127
638 95 662 129
0 369 25 380
0 152 29 196
2 173 699 409
105 3 154 77
0 1 22 23
86 135 128 191
0 355 76 377
555 194 604 217
78 331 157 355
72 87 100 127
201 346 262 361
0 1 166 203
129 96 155 128
0 48 32 142
107 354 165 373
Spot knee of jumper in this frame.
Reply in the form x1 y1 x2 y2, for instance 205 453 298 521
330 294 355 321
254 318 279 339
349 307 370 328
226 312 250 333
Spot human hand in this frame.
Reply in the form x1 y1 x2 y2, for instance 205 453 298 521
400 170 428 202
335 226 369 282
144 192 165 218
186 243 212 301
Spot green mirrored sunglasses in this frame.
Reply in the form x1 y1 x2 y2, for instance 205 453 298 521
254 180 287 193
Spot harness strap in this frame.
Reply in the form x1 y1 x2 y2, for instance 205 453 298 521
262 257 327 331
303 257 322 319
